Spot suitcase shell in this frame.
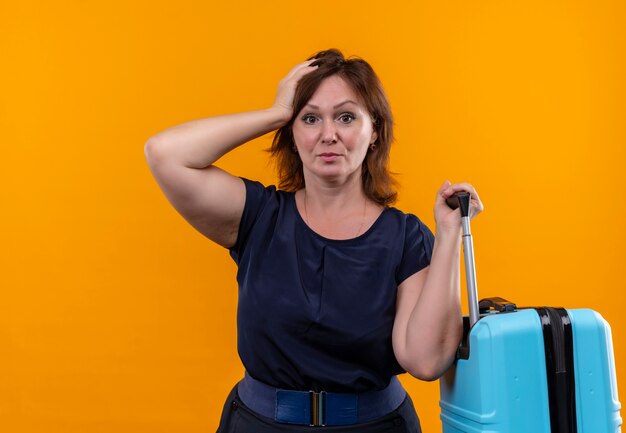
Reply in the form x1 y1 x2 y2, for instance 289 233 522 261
441 192 621 432
439 308 622 432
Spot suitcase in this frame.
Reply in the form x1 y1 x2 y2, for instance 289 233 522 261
439 193 622 433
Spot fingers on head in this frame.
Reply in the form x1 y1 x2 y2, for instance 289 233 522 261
285 60 316 79
288 62 318 82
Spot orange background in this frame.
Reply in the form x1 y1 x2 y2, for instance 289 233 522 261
1 1 624 432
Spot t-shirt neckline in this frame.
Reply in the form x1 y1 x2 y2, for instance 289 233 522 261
289 192 390 244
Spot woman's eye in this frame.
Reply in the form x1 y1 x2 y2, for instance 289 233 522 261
302 114 318 124
338 113 356 123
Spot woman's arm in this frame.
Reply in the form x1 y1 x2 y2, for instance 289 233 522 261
392 181 483 381
144 60 317 248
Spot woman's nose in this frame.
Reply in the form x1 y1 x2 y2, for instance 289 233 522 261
320 121 337 144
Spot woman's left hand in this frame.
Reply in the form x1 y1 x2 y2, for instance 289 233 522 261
433 180 484 234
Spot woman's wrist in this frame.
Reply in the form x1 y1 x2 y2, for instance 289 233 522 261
435 225 462 243
267 105 293 128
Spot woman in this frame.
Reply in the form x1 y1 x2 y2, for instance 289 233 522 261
144 49 483 432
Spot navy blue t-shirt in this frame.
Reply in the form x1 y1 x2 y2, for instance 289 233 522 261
229 179 435 393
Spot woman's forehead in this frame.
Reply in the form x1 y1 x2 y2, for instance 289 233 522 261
306 75 365 110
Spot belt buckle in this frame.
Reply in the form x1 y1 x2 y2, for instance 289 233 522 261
309 390 326 427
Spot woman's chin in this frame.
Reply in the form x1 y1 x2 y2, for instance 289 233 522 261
308 165 360 184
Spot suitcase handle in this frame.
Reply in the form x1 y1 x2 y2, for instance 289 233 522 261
446 191 480 327
479 297 517 313
445 192 471 216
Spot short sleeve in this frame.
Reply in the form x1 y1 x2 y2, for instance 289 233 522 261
229 178 275 263
395 215 435 284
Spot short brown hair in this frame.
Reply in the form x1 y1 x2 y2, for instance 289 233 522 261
270 49 397 206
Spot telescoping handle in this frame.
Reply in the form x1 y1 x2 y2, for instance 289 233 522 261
446 192 480 328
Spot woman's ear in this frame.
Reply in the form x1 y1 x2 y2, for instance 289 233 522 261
370 116 379 145
370 129 378 145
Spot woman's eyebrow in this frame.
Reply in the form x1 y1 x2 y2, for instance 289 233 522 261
305 100 359 110
333 100 358 109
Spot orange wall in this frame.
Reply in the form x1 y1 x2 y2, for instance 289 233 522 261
1 1 624 432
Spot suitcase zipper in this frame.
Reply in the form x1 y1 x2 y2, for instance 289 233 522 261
546 308 566 374
536 307 578 433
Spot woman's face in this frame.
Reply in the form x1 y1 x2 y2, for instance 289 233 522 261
292 75 377 185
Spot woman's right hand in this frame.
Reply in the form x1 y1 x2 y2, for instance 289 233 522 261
272 59 319 122
433 180 484 236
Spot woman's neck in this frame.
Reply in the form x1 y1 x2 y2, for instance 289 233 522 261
297 173 382 240
302 172 367 214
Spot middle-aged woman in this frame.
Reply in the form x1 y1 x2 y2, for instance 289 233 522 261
144 49 483 432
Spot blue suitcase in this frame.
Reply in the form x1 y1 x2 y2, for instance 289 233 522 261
439 193 622 433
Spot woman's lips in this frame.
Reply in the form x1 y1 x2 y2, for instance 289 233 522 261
319 153 341 162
